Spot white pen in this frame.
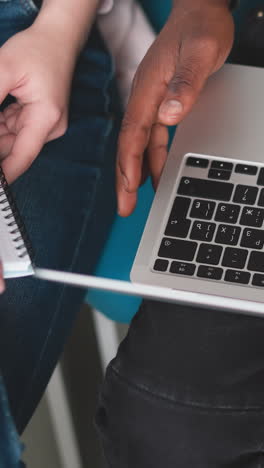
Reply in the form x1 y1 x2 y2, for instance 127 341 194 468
34 268 263 315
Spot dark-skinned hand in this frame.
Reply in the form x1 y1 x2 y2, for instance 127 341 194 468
117 0 234 216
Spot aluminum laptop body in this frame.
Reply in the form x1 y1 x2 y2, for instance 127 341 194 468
131 63 264 316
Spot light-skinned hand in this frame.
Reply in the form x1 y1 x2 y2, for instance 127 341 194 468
0 21 76 183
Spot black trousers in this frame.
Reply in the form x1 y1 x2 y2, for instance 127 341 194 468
96 301 264 467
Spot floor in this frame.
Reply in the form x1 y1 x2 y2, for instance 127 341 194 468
21 304 128 468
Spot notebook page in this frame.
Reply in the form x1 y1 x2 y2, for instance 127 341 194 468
0 168 33 277
0 212 32 275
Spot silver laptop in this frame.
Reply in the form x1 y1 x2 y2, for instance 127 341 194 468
131 63 264 315
36 63 264 317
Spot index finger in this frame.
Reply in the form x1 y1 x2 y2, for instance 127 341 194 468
1 103 55 183
117 72 166 216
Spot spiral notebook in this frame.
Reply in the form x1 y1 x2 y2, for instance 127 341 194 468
0 168 33 278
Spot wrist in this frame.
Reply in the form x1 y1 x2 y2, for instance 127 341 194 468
33 0 99 57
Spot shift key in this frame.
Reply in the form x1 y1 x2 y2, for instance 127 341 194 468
178 177 234 201
158 238 197 261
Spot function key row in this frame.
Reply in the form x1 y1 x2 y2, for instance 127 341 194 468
186 157 234 181
186 157 263 183
153 259 264 287
186 157 233 171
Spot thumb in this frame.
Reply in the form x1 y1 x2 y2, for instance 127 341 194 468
158 51 215 126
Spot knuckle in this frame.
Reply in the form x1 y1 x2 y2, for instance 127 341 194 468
117 158 128 180
172 35 220 94
120 113 149 138
54 119 68 139
169 65 196 93
191 34 219 56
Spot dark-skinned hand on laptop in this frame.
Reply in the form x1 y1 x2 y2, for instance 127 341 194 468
116 0 235 217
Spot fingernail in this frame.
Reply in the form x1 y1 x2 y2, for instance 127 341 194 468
159 100 183 119
0 261 5 293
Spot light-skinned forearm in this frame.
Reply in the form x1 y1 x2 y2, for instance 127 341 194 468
33 0 101 57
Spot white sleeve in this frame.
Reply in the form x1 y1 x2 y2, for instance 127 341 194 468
98 0 114 14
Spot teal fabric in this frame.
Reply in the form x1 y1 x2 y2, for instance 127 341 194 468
86 180 154 323
139 0 172 32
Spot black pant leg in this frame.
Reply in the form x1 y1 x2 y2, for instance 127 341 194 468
96 301 264 467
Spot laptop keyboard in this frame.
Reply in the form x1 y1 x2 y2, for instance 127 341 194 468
153 155 264 289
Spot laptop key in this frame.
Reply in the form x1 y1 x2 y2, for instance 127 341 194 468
248 251 264 273
165 219 191 238
240 228 264 249
178 177 234 201
233 185 258 205
215 203 240 224
257 167 264 186
190 199 216 220
252 273 264 287
208 169 231 181
197 244 223 265
222 247 248 269
154 259 169 272
235 164 258 176
169 196 190 218
211 161 233 171
190 221 216 242
215 225 241 246
257 188 264 207
165 197 191 238
225 270 250 284
158 238 197 262
186 156 209 168
170 261 195 276
197 265 223 280
240 207 264 228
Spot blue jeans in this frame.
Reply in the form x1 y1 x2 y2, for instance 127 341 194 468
0 376 24 468
0 0 121 464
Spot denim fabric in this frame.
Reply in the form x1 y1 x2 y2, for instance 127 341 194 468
0 0 122 441
0 377 24 468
